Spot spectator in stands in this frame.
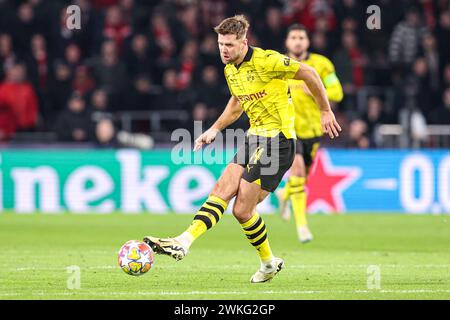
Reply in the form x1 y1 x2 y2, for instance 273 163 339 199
389 7 426 67
194 65 227 115
334 31 366 110
345 119 370 149
258 7 286 52
437 10 450 67
362 96 387 145
442 64 450 92
429 88 450 124
199 0 227 30
29 34 49 94
0 33 17 81
156 68 192 131
94 117 155 149
125 33 154 79
89 88 113 124
420 32 440 94
176 40 198 90
334 0 364 26
95 118 117 147
54 93 92 142
13 2 38 52
199 34 221 69
150 12 176 67
190 102 211 134
157 69 181 110
46 62 72 121
283 0 336 32
72 65 96 97
119 0 151 32
102 5 132 53
70 0 97 54
51 6 83 58
129 74 160 110
64 43 83 74
176 4 201 41
405 57 433 115
87 40 129 108
310 31 330 56
0 63 39 141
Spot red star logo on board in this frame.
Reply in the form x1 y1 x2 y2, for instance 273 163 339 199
306 150 360 214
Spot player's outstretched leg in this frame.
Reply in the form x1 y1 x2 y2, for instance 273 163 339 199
144 195 227 260
144 163 242 261
233 179 284 283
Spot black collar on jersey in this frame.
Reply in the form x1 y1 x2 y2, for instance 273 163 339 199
234 46 253 69
284 51 310 62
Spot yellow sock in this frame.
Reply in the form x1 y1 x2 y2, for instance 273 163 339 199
282 182 290 201
240 212 274 263
185 195 228 240
289 176 307 228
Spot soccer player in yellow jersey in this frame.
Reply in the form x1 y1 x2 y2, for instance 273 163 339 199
144 16 341 283
276 24 344 243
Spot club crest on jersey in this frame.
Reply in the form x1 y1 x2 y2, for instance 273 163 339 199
284 57 290 66
237 90 267 102
246 70 255 82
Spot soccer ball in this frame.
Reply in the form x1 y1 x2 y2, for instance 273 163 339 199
118 240 154 276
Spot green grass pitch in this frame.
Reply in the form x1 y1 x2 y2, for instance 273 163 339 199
0 213 449 300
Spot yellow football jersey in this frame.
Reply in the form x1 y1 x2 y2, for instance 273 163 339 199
224 47 301 139
288 52 343 139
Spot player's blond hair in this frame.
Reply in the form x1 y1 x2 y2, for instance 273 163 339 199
214 15 250 39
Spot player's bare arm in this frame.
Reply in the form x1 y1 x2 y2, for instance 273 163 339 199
294 64 342 139
193 96 243 151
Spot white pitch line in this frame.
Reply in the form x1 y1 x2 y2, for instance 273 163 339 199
9 264 450 272
0 289 449 297
13 265 118 271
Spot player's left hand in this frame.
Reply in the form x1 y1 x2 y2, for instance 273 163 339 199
321 110 342 139
193 128 220 151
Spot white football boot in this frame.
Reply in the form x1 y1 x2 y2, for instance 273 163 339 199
298 225 314 244
250 257 285 283
143 236 188 261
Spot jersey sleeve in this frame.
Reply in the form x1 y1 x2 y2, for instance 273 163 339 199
264 50 301 80
318 56 344 103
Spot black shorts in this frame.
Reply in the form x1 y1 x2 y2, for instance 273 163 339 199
232 133 295 192
296 136 321 167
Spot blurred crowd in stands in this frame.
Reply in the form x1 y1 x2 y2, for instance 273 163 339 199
0 0 450 148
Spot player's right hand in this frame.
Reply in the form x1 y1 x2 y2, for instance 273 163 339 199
321 110 342 139
193 128 220 151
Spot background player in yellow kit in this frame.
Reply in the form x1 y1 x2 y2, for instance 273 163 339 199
276 24 344 243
